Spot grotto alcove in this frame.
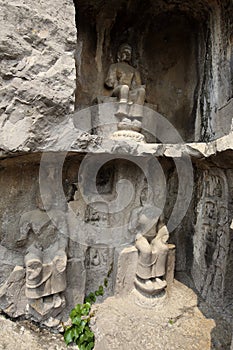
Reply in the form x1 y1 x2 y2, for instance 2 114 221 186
0 0 233 347
74 0 233 142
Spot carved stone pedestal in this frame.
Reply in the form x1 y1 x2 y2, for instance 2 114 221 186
111 130 145 143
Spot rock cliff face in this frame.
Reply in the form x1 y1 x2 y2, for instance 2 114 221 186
0 0 76 150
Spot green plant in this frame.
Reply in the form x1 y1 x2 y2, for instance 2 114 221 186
64 301 95 350
64 271 111 349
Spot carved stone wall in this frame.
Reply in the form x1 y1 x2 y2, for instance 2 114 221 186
224 169 233 317
192 168 231 307
0 155 170 325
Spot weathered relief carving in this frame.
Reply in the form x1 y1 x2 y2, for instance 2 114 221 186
84 202 109 227
17 191 68 322
85 245 114 297
192 169 230 304
0 265 27 318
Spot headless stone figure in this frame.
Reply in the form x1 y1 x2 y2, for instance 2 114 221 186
129 189 169 295
105 43 145 118
135 217 169 294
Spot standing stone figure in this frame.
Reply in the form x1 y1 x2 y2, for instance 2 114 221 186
134 216 169 294
129 189 169 295
17 191 68 322
105 43 145 119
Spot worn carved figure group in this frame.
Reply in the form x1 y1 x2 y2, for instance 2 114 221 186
17 191 68 320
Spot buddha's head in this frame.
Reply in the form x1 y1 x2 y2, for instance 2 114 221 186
118 43 132 63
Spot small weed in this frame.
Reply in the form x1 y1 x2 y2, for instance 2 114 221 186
64 269 111 349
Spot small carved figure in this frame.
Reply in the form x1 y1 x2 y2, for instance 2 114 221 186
84 202 109 227
105 43 145 118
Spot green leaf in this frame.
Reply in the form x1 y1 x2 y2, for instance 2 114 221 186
64 328 74 345
87 342 95 350
79 344 88 350
85 292 96 304
81 320 87 328
73 326 82 340
75 304 82 313
70 308 77 319
95 290 100 296
107 264 113 277
104 278 108 287
86 331 94 341
81 303 91 315
79 333 86 344
84 297 91 304
98 285 104 296
72 315 82 326
70 304 82 319
85 292 95 302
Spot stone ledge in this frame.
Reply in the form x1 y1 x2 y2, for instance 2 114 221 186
0 131 232 165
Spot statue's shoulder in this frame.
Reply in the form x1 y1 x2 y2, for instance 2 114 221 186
108 62 118 69
19 209 39 223
49 209 67 225
117 62 135 72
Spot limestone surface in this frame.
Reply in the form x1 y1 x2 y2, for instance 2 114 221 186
0 0 76 150
0 315 76 350
92 278 232 350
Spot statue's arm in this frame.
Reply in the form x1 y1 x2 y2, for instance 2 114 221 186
17 215 31 246
132 70 142 88
153 225 169 245
56 214 69 250
105 65 117 89
128 209 140 234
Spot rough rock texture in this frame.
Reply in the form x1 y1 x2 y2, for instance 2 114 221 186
92 277 232 350
0 278 231 350
0 0 76 150
0 315 76 350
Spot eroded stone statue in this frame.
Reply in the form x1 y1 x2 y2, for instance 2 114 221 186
17 191 68 321
25 248 67 299
134 216 169 295
105 43 145 120
129 189 169 295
